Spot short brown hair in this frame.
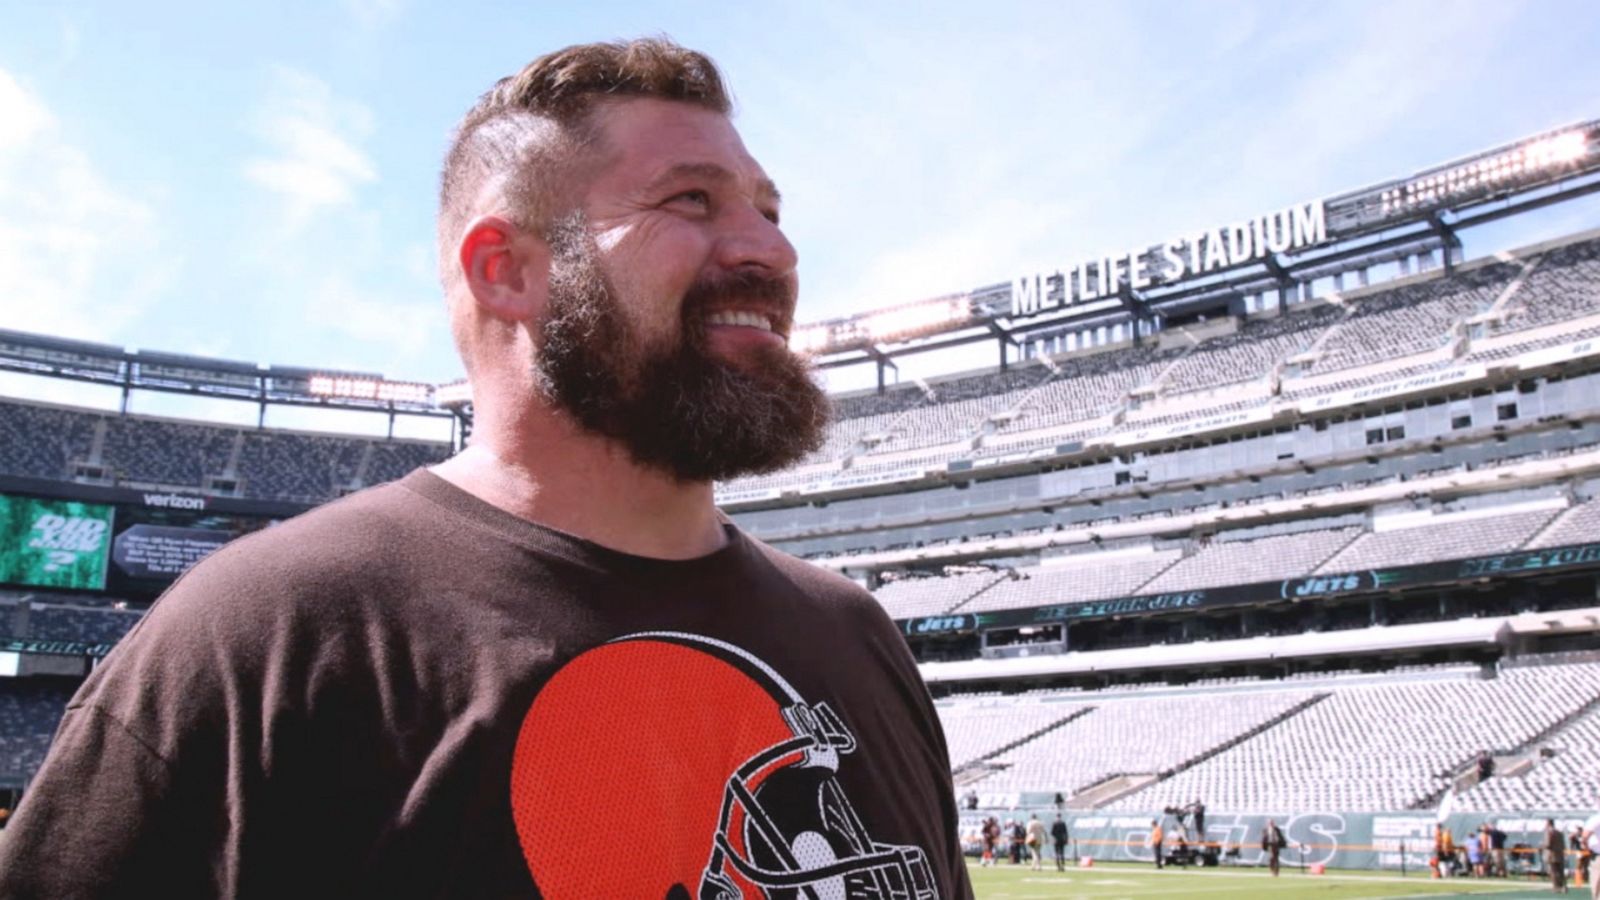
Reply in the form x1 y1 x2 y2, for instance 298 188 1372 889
437 38 732 293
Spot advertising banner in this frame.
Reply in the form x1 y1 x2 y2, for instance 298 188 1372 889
958 808 1586 873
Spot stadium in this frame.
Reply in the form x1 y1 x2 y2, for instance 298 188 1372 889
2 116 1599 892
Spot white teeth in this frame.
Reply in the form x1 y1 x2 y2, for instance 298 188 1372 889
707 310 774 332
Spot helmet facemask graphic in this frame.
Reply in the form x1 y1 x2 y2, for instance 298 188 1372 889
700 700 935 900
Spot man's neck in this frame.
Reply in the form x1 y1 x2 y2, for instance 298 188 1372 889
430 427 727 561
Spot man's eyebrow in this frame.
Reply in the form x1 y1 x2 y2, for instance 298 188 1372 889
648 162 781 205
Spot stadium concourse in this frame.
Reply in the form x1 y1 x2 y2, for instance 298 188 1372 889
2 121 1600 878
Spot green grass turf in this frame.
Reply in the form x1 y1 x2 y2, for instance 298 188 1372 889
966 859 1567 899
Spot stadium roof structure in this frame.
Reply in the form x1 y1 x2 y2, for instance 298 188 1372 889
796 118 1600 387
0 328 451 434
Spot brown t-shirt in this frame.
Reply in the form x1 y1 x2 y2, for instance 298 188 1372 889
0 471 972 898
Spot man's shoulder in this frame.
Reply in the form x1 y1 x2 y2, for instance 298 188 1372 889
740 534 905 631
84 478 460 696
744 535 874 605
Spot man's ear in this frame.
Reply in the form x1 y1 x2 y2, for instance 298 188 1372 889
459 214 548 323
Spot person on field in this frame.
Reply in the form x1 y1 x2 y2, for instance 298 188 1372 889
1026 814 1046 870
1582 808 1600 899
1261 819 1287 876
1546 818 1569 893
1052 814 1070 872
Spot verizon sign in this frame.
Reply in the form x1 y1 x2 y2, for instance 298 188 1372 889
141 492 208 511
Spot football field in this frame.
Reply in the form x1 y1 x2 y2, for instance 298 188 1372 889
967 860 1565 899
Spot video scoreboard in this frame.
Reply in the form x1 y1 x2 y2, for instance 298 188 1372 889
0 486 288 598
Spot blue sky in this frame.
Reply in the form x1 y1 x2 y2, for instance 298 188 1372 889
1 0 1598 434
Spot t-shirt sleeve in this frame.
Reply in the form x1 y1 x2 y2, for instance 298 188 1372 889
0 523 343 896
0 702 224 895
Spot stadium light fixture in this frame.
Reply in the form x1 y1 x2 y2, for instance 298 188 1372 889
1380 128 1593 216
308 375 434 405
860 298 971 342
788 326 831 354
434 379 473 406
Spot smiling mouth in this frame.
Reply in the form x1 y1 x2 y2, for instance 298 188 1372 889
705 309 779 334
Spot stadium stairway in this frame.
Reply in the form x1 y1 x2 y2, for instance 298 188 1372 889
1416 685 1600 810
939 571 1013 616
1066 773 1160 810
1480 253 1542 319
1521 495 1588 547
87 419 108 470
1502 673 1600 758
950 705 1097 786
352 441 376 491
224 431 245 479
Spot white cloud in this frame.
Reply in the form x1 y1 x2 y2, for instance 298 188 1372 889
57 15 82 67
303 274 447 374
0 69 53 152
242 66 377 231
343 0 405 30
0 67 175 343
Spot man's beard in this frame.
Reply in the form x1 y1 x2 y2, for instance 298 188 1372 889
532 217 829 483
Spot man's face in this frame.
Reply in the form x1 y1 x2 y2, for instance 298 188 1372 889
530 98 828 482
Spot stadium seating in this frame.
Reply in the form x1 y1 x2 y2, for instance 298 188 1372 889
953 550 1181 613
0 402 452 503
872 569 1009 620
930 659 1600 812
935 697 1089 769
100 416 237 487
0 593 144 645
850 478 1595 619
1137 527 1361 594
1525 496 1600 548
711 234 1600 496
0 679 76 786
1497 239 1600 334
1101 662 1598 812
1317 508 1558 573
968 689 1317 797
1159 305 1342 395
1454 683 1600 813
0 401 96 481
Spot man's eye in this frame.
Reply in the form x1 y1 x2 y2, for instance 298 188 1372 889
669 190 711 208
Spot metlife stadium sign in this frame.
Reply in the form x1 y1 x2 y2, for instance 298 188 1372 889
1008 122 1598 320
1012 199 1328 317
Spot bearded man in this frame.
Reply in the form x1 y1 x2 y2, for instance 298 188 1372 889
0 39 971 899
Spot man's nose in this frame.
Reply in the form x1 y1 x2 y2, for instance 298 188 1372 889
715 204 798 275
